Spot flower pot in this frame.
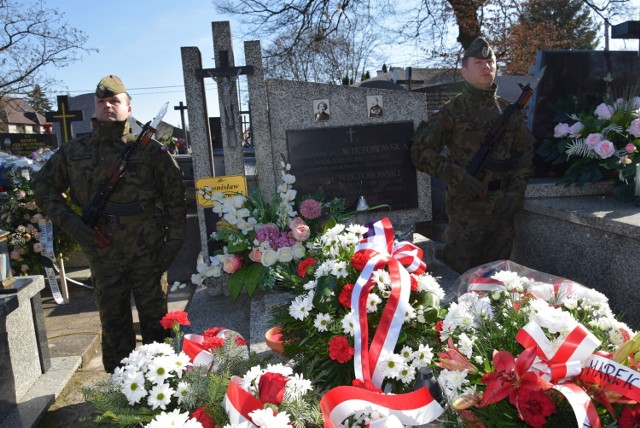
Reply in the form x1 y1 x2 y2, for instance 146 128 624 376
265 325 285 354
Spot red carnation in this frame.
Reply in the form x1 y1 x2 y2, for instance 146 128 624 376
328 335 354 364
203 327 224 337
513 388 556 428
258 372 288 405
339 283 354 308
297 258 316 277
190 406 216 428
350 252 368 271
160 310 190 330
203 336 225 351
619 405 640 428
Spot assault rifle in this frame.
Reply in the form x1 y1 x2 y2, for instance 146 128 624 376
466 66 545 179
81 102 169 247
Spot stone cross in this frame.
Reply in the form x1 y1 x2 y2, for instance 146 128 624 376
45 95 84 143
173 101 189 148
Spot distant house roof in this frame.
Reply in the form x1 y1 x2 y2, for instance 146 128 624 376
0 97 47 126
357 67 458 91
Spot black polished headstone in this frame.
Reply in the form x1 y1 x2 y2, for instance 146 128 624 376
529 50 640 177
287 121 418 210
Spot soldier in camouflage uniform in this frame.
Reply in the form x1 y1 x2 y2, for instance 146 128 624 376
32 75 186 372
411 38 534 274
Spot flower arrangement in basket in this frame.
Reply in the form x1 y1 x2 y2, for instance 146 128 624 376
191 159 350 300
431 260 639 427
269 216 446 425
537 78 640 201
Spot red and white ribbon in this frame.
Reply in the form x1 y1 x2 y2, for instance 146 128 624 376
320 385 444 428
351 217 425 387
467 276 505 293
581 354 640 403
223 376 262 427
182 328 246 367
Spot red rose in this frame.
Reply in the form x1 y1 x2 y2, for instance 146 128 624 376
350 252 368 271
297 258 316 277
160 310 190 329
619 405 640 428
190 407 216 428
235 335 247 347
258 372 288 405
513 388 556 428
338 283 354 308
328 335 354 364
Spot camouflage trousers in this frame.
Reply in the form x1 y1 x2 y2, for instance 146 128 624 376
443 212 515 274
89 253 169 373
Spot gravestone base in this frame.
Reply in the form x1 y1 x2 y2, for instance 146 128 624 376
0 276 81 427
512 179 640 328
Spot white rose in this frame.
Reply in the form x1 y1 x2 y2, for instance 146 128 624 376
292 243 306 259
260 249 278 267
277 247 294 263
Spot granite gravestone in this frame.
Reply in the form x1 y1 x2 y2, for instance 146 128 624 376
0 133 57 156
287 121 418 211
529 50 640 176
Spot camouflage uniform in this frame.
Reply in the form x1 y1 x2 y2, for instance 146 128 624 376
411 40 534 274
32 76 186 372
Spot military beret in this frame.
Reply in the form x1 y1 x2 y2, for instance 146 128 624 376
463 37 495 60
95 75 127 98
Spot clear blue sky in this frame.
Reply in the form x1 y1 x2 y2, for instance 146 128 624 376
45 0 244 128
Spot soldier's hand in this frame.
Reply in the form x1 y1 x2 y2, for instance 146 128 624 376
460 171 486 199
62 215 98 249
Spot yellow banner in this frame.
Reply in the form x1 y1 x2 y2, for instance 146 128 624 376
195 175 248 207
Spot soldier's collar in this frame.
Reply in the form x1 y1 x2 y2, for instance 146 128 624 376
91 118 131 141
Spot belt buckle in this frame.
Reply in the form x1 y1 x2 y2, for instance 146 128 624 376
105 214 120 224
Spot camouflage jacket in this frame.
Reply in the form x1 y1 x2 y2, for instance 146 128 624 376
411 81 534 214
32 119 186 260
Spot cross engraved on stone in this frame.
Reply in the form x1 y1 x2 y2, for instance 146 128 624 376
346 127 356 144
45 95 84 143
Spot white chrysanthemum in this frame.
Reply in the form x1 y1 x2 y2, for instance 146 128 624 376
146 355 176 385
303 280 316 290
339 231 362 248
492 270 524 292
174 381 190 404
242 365 264 393
366 293 382 313
144 409 204 428
438 369 470 401
289 295 312 320
315 260 335 277
265 363 294 377
121 370 147 405
608 328 626 346
398 361 416 384
284 372 313 400
456 333 475 359
378 353 404 378
314 312 332 332
415 273 445 299
372 269 391 291
404 305 416 322
147 382 175 410
440 302 475 340
399 346 413 361
412 344 434 368
341 311 356 336
526 298 578 335
330 260 349 278
171 352 192 378
249 408 292 427
346 223 369 235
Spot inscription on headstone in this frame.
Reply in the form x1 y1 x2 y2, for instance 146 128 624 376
0 133 57 156
287 121 418 210
417 81 464 112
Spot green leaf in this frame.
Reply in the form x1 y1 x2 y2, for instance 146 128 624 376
228 264 266 301
312 276 339 312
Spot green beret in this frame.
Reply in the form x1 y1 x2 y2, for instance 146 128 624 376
95 75 127 98
464 37 495 60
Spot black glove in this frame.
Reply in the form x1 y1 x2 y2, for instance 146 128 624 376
158 239 183 272
459 171 486 199
61 215 97 249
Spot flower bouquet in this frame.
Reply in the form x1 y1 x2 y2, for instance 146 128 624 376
84 311 260 427
223 363 322 427
537 81 640 201
431 260 639 427
192 160 349 300
270 217 445 396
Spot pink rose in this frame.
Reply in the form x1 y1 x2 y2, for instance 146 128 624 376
288 217 304 230
33 243 43 253
625 143 636 154
248 248 262 263
594 140 615 159
594 103 614 120
553 123 571 138
585 133 602 148
292 224 311 242
568 122 584 137
627 119 640 138
222 255 242 274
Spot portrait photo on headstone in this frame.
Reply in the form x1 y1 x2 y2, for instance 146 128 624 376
313 98 331 122
367 95 384 118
